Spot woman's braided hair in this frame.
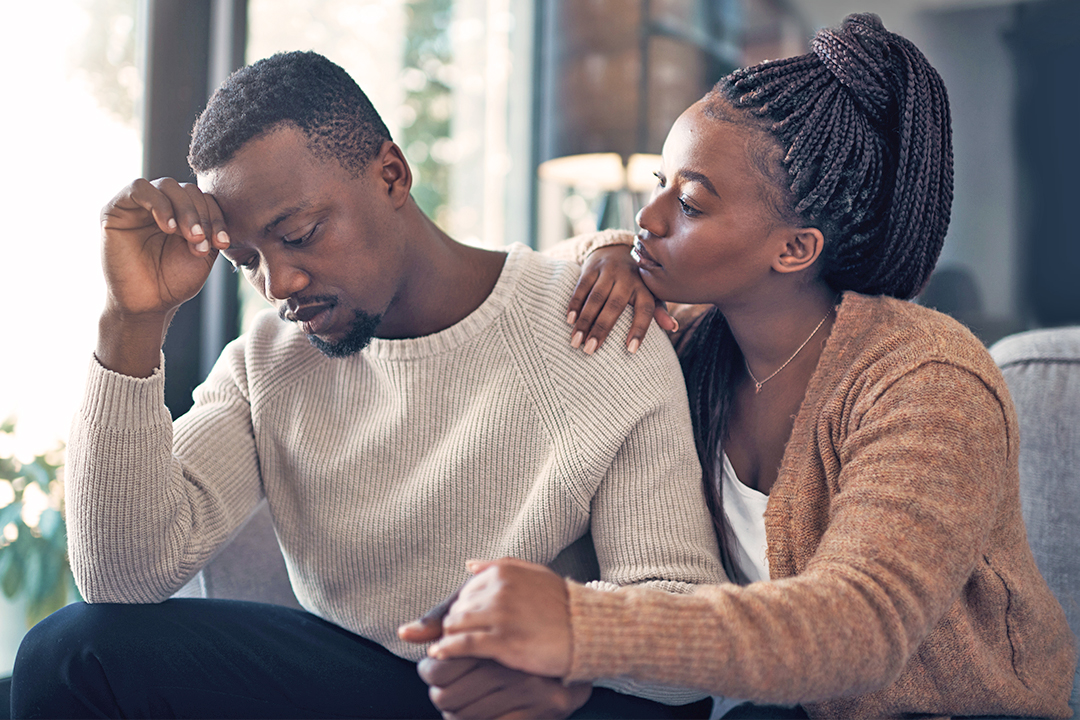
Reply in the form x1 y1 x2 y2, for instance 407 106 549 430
679 14 954 583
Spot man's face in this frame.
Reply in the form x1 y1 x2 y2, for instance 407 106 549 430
199 124 408 357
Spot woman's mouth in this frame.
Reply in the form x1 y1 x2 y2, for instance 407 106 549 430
631 239 662 270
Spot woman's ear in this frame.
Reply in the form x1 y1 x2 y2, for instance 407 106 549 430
774 227 825 274
377 141 413 209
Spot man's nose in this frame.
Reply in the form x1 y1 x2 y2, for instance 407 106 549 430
262 258 309 302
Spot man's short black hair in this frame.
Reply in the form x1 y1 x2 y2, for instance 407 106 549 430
188 51 391 176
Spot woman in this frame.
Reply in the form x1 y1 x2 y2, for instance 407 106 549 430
401 13 1075 719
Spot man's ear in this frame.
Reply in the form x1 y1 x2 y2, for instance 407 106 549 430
773 227 825 274
377 141 412 209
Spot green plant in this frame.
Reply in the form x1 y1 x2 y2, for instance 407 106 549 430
0 417 79 627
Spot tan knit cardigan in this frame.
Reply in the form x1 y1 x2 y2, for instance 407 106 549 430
563 290 1075 719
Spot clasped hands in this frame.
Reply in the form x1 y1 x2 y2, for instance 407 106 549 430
398 558 585 720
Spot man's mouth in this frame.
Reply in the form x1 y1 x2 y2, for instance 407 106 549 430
286 303 337 335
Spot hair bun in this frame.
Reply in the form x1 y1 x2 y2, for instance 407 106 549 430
811 13 894 126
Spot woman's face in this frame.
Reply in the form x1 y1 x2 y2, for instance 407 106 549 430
632 100 798 307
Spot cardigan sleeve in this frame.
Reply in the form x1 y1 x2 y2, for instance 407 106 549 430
563 361 1012 706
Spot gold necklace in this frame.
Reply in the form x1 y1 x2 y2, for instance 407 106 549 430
744 303 836 394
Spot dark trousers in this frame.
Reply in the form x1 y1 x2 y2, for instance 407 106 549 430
11 599 710 719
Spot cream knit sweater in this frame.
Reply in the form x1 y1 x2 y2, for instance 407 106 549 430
66 244 725 668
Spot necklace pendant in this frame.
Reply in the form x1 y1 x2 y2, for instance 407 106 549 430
754 382 764 394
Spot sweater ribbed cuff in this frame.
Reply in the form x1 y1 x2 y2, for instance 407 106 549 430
80 352 171 431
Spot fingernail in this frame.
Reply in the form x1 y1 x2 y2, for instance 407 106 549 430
195 240 210 253
191 224 204 237
671 318 680 332
167 218 177 230
566 310 577 325
628 338 640 354
584 337 598 355
217 230 230 247
571 331 584 349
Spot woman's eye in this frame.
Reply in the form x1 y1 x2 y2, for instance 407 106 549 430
653 171 666 188
678 197 701 217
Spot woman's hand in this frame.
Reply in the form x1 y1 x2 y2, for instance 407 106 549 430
399 557 574 679
567 245 676 355
417 657 591 720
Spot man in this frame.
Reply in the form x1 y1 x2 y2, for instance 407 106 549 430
12 51 722 719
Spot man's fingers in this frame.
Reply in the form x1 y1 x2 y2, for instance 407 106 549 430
417 657 482 687
150 178 213 255
398 618 443 643
204 192 230 250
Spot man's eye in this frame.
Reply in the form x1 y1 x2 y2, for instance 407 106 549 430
230 257 258 273
284 224 318 246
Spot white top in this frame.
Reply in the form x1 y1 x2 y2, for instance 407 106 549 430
66 243 725 703
720 451 770 583
711 452 772 719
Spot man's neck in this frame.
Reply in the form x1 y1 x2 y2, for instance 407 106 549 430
375 211 507 340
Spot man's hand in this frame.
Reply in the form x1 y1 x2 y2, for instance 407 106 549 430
418 657 591 720
96 178 231 376
101 177 230 316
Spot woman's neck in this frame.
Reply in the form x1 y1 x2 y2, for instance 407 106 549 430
723 283 839 389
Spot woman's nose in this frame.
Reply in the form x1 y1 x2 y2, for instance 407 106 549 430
636 195 666 237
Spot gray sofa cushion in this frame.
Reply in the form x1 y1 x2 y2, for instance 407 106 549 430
990 326 1080 715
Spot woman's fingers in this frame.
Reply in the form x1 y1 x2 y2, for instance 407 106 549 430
427 558 574 678
566 244 659 354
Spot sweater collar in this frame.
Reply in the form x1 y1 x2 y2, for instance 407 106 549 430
362 244 528 361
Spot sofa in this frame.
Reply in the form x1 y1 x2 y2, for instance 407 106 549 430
989 326 1080 716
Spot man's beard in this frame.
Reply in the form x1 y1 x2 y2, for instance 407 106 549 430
308 309 383 358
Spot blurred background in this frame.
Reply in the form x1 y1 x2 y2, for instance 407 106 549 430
0 0 1077 675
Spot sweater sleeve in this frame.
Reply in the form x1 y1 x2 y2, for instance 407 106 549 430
65 347 264 603
564 361 1011 705
575 317 727 704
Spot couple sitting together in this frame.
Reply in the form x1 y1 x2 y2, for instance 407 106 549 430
10 13 1074 720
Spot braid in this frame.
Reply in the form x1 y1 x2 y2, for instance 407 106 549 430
679 308 750 584
687 15 953 580
717 12 953 299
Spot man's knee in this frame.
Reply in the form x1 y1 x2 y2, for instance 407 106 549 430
11 602 153 718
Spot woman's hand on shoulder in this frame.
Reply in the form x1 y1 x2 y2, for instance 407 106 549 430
567 245 676 355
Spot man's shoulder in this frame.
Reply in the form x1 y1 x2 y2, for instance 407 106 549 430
218 308 324 384
500 246 686 411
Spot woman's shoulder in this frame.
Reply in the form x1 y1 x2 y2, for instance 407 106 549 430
829 292 1004 389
